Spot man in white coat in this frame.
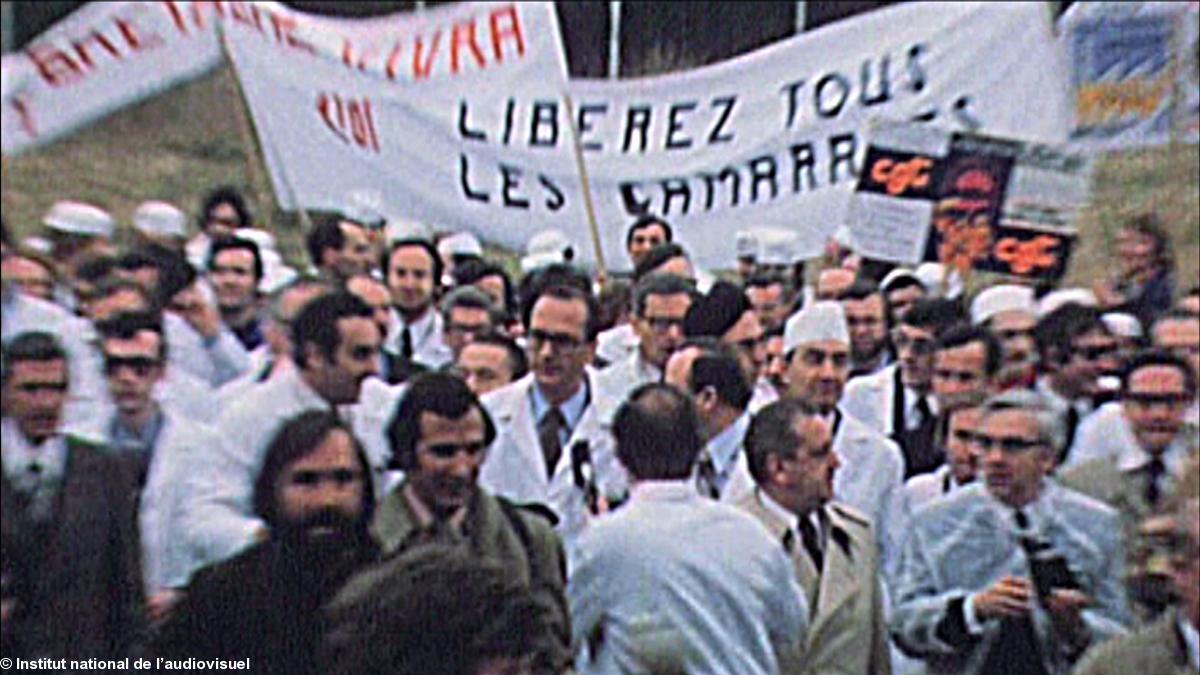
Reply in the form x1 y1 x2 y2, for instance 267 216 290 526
783 301 906 579
568 383 807 674
664 337 755 503
593 273 697 410
891 390 1131 674
96 311 218 622
183 293 387 567
480 284 626 546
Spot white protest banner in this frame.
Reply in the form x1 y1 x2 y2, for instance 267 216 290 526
0 1 532 156
1062 1 1200 151
232 1 1070 272
0 2 226 155
227 1 578 258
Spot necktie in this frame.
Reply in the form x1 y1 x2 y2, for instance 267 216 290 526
1059 406 1081 464
696 450 719 499
401 326 414 359
1145 457 1166 507
798 515 824 571
537 407 566 480
914 395 933 430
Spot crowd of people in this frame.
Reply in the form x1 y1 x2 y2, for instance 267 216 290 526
0 186 1198 674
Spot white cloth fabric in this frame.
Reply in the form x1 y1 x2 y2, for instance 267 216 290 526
595 323 639 367
382 306 452 370
479 374 626 549
891 482 1131 674
899 465 968 533
832 410 907 583
842 364 938 436
182 368 395 567
783 301 849 354
592 350 660 417
971 284 1035 325
0 419 69 492
568 481 808 675
747 377 780 414
698 413 755 504
111 410 220 592
1061 400 1198 474
163 312 251 388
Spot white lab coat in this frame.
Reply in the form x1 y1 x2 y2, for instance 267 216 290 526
568 481 808 675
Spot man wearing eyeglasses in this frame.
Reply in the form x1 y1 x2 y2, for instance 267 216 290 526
782 301 906 582
1060 351 1198 623
372 372 571 673
595 273 698 407
97 311 222 625
1 331 142 661
842 298 965 479
892 390 1130 675
480 284 625 545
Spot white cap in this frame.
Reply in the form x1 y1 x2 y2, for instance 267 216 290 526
521 229 574 273
971 284 1035 324
880 267 924 294
234 227 277 254
133 201 187 239
1102 312 1143 339
735 230 758 259
783 301 849 354
756 227 800 266
20 236 53 255
1037 288 1098 317
438 232 483 259
915 262 963 299
42 201 114 238
385 217 431 244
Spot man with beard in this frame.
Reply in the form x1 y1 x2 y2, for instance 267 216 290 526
185 292 385 568
154 411 378 674
372 371 571 673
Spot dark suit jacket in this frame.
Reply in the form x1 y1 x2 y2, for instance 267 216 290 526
1 437 143 660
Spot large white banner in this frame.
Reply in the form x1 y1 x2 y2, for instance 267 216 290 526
236 1 1070 271
0 1 566 155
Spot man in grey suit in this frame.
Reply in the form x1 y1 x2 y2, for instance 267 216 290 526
892 389 1130 674
737 398 892 675
1 331 143 659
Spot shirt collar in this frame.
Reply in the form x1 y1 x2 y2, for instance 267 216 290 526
630 350 662 383
109 406 166 453
1116 427 1192 474
758 487 799 528
282 366 331 411
629 480 700 503
1 417 69 488
530 376 590 432
401 482 467 535
708 413 750 477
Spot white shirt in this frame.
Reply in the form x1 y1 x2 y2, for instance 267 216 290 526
1 418 68 493
704 413 753 502
1180 612 1200 671
383 306 452 369
594 323 639 367
530 379 590 447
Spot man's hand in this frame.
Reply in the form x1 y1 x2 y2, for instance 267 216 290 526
147 589 183 625
170 284 221 339
973 576 1034 620
1045 588 1091 636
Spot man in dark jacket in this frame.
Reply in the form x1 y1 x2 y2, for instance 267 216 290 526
153 411 378 674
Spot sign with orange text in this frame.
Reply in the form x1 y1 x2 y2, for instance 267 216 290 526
848 120 1089 281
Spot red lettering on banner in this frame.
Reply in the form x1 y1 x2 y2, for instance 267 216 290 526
489 5 525 62
385 43 404 80
413 32 442 80
161 2 189 35
71 30 123 68
26 43 85 87
450 18 487 74
115 17 165 52
318 93 381 153
11 94 39 139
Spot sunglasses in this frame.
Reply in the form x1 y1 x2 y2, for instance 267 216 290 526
528 329 584 351
103 355 162 377
1124 392 1191 409
423 442 488 460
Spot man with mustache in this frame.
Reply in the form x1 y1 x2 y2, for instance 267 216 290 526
371 371 571 674
1060 351 1198 622
155 411 378 675
185 292 387 569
